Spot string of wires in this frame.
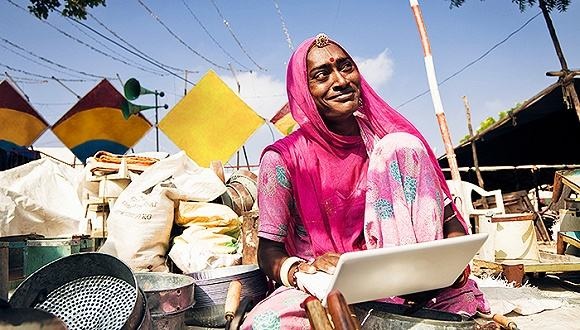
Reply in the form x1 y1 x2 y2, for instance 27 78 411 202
6 0 167 76
181 0 250 71
0 37 110 79
0 62 99 82
136 0 229 70
397 11 542 109
210 0 265 71
63 19 167 76
87 13 188 73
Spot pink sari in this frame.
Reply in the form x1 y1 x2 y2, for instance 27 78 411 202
267 36 467 255
242 36 488 330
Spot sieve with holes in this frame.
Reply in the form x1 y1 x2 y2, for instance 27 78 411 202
9 252 149 330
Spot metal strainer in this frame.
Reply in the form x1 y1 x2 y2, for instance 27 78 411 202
36 275 135 330
10 252 147 330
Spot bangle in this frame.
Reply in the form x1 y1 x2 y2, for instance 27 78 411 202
289 262 304 288
279 256 304 287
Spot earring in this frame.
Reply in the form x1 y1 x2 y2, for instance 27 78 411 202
358 98 364 107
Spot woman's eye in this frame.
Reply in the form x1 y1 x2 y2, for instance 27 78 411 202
314 71 329 81
341 62 353 71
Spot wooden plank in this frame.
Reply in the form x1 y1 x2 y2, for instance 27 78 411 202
241 210 259 265
475 251 580 274
491 213 535 223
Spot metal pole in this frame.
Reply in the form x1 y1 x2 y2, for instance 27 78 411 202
409 0 461 182
52 76 81 99
228 63 251 170
155 91 159 152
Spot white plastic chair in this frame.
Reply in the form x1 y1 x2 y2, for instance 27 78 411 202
446 180 505 226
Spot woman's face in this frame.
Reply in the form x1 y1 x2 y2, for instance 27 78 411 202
306 43 361 123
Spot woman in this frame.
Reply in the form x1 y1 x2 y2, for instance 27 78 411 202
242 34 489 329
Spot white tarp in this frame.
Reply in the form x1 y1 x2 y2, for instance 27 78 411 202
0 158 84 236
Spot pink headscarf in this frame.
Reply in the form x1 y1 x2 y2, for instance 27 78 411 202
264 36 464 256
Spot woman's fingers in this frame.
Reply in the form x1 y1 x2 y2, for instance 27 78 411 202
312 253 340 274
298 262 317 274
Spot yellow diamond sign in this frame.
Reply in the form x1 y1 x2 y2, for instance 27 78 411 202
159 70 264 167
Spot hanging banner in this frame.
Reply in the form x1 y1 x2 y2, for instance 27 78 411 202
52 79 151 162
0 80 49 150
159 70 264 167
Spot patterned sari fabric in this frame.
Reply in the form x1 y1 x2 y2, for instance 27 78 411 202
241 36 489 329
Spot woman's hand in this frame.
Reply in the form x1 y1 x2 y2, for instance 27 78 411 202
299 252 341 274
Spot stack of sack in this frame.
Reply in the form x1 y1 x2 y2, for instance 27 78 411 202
99 151 256 274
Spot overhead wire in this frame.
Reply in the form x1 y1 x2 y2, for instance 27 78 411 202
0 37 110 79
5 0 168 75
0 44 87 80
63 18 167 76
87 13 189 73
136 0 229 70
181 0 250 71
32 8 199 85
0 62 99 82
4 75 48 83
397 11 542 108
272 0 294 51
210 0 265 71
12 79 47 84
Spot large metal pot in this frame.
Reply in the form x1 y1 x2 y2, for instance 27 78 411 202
185 265 267 328
353 302 475 330
135 272 196 330
10 252 149 330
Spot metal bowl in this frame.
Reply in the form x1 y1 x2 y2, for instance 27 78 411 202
9 252 148 330
135 272 196 316
185 265 267 328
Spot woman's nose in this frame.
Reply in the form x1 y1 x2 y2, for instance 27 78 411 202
332 70 349 88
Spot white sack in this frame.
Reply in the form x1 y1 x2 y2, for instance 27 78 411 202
100 151 226 272
0 158 84 236
169 224 242 273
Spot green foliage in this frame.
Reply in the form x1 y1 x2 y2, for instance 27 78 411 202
28 0 106 20
447 0 571 12
459 102 523 143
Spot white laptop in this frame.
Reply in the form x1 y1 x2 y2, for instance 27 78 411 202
295 233 488 306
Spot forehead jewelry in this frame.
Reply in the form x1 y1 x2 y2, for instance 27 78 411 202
314 33 335 62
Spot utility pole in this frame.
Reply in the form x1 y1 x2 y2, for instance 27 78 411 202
538 0 580 121
409 0 461 181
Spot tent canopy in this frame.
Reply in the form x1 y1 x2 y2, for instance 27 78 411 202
439 78 580 193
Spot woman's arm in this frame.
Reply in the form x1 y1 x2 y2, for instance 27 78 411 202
258 238 338 287
257 238 290 285
442 201 471 289
443 202 467 238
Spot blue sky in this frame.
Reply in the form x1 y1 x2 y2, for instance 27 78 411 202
0 0 578 165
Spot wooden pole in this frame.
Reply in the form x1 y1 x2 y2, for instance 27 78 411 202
463 96 488 208
462 96 485 189
409 0 461 181
538 0 580 121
